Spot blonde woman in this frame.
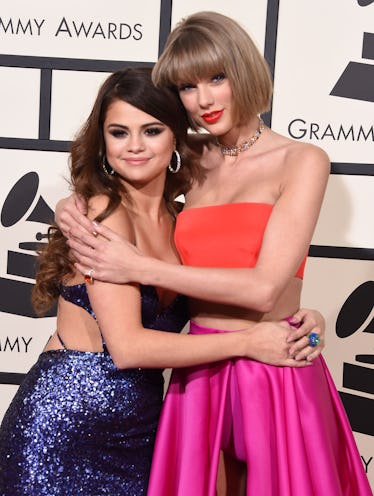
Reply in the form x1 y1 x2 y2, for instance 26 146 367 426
55 12 371 496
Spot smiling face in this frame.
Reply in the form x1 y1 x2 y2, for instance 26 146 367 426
103 99 175 188
152 12 273 128
177 73 233 136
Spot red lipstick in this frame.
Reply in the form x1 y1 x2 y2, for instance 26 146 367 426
201 110 223 124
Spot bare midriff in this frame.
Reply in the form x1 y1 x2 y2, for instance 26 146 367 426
189 277 303 331
174 203 306 331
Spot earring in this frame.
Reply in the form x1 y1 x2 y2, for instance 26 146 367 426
168 150 181 174
102 157 115 176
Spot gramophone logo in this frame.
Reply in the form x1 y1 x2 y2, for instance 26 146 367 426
336 281 374 436
330 0 374 103
0 171 56 318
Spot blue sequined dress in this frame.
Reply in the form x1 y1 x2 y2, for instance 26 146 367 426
0 283 188 496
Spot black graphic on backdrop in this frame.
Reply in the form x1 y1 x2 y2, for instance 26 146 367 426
0 172 56 318
331 1 374 102
0 0 173 153
336 281 374 436
1 3 373 441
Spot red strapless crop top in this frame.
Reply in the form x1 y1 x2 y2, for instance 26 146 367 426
174 202 307 279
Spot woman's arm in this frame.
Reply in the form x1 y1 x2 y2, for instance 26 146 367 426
55 196 325 363
92 261 323 369
68 144 330 312
84 197 313 369
92 277 313 369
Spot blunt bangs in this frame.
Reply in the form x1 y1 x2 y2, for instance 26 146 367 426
154 33 224 88
153 11 273 123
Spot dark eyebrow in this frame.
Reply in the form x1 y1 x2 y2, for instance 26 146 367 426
107 121 166 130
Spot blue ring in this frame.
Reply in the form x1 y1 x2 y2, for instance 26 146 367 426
308 332 320 347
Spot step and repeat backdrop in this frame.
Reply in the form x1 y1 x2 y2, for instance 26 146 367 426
0 0 373 487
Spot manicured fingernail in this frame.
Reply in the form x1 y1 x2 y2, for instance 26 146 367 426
92 221 98 236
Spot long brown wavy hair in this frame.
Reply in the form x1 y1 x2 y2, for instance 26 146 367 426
32 67 201 315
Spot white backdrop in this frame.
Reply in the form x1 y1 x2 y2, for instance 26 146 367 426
0 0 373 489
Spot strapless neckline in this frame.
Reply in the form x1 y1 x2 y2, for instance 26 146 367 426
179 202 273 216
174 200 307 278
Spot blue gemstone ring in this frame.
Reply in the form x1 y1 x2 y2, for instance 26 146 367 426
308 332 320 347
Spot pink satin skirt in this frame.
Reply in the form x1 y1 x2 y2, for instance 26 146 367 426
147 321 372 496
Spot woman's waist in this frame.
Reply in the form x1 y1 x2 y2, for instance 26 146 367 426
189 315 258 333
189 301 299 332
189 290 300 331
189 314 300 335
189 300 261 321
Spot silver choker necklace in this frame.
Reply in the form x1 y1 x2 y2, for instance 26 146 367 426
217 117 265 157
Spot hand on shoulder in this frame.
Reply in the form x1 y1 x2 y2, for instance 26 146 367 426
55 193 90 238
87 195 135 242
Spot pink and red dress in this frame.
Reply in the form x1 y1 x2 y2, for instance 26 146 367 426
147 203 372 496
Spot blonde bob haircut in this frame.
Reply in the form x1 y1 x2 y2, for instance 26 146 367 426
152 11 273 127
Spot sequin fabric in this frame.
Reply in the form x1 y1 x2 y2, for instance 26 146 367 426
0 284 188 496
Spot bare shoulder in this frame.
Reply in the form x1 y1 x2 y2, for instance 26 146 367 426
281 145 330 207
276 134 330 180
288 140 329 166
87 195 135 241
262 129 330 198
87 194 110 218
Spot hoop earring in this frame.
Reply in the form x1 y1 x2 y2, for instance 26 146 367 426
168 150 181 174
102 156 115 176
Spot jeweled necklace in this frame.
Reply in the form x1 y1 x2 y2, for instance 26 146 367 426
217 117 265 157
